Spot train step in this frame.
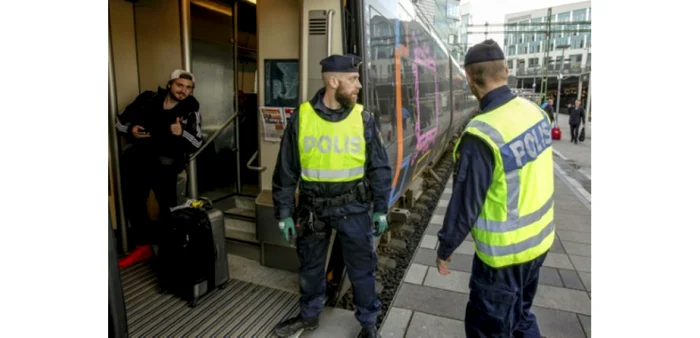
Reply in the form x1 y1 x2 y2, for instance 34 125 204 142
224 217 258 244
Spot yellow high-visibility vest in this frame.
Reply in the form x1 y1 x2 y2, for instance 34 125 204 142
298 102 366 182
453 97 555 268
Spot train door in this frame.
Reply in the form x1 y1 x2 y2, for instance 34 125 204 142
185 0 262 248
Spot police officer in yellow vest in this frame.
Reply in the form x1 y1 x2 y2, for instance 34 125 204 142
436 40 555 338
272 54 391 338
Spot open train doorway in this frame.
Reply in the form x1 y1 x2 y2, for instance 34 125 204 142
186 0 261 245
190 0 260 201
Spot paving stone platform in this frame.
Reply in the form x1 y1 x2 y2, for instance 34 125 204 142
380 171 592 338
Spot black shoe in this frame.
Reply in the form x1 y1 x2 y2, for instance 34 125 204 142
357 325 381 338
273 315 319 337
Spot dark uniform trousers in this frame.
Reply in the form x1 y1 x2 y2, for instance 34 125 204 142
465 251 549 338
120 144 183 246
296 212 381 328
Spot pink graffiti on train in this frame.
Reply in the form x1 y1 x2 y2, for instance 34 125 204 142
409 30 439 165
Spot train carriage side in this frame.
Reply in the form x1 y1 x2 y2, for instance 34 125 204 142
361 0 478 208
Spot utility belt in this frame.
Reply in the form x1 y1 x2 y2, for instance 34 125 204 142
295 180 372 235
299 180 372 211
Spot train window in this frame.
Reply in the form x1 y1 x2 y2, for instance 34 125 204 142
400 57 416 133
367 6 397 144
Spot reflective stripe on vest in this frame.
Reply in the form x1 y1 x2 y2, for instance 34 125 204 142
454 97 555 268
298 102 366 182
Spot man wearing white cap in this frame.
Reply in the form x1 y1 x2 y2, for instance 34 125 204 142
115 69 203 268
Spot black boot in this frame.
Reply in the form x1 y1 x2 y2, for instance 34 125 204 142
357 325 381 338
273 315 319 337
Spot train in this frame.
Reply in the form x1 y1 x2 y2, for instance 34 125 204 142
108 0 479 336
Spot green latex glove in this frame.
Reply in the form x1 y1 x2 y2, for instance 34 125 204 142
372 212 388 236
278 217 296 243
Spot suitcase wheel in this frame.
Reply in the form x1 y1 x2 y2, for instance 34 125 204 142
189 298 199 308
218 284 227 290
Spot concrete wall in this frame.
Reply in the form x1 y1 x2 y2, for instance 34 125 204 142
109 0 140 112
133 0 183 92
109 0 184 103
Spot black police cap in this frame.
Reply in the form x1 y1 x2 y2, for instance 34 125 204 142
320 54 363 73
464 39 505 67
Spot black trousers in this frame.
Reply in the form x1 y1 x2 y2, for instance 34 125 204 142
120 145 183 246
570 123 581 142
296 212 381 328
465 252 548 338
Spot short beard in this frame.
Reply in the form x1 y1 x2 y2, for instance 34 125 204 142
334 86 356 108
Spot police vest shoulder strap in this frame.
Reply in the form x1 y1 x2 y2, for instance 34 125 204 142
354 104 368 123
300 101 313 112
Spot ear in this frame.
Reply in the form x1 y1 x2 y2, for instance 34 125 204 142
465 73 474 87
329 76 340 90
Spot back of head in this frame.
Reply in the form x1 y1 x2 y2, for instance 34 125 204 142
463 39 508 89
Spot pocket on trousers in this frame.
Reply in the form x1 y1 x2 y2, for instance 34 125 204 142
466 277 518 336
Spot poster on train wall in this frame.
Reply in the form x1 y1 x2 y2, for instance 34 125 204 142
259 107 286 142
283 107 295 120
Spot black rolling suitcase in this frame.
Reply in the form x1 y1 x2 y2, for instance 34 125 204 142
157 199 229 307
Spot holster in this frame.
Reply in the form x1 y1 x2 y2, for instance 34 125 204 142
294 208 329 236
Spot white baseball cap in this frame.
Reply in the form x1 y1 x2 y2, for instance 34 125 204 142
170 69 195 84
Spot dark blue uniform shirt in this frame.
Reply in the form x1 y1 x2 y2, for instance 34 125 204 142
437 85 516 260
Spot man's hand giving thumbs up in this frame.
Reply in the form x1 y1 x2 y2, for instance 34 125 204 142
171 117 183 136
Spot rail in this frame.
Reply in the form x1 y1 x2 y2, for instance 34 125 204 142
326 9 335 56
246 150 266 172
189 112 239 161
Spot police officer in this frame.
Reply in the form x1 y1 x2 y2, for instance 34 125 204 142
436 40 554 338
271 54 391 338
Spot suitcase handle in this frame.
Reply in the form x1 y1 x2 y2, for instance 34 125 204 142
199 197 213 209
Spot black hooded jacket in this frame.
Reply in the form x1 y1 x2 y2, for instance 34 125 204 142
115 88 203 168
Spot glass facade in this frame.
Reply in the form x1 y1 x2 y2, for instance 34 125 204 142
504 3 591 74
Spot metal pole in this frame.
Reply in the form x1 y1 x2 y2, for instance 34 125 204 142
555 46 567 123
586 72 591 121
109 22 129 253
234 0 241 195
181 0 198 199
556 75 562 124
577 76 583 100
540 8 552 98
